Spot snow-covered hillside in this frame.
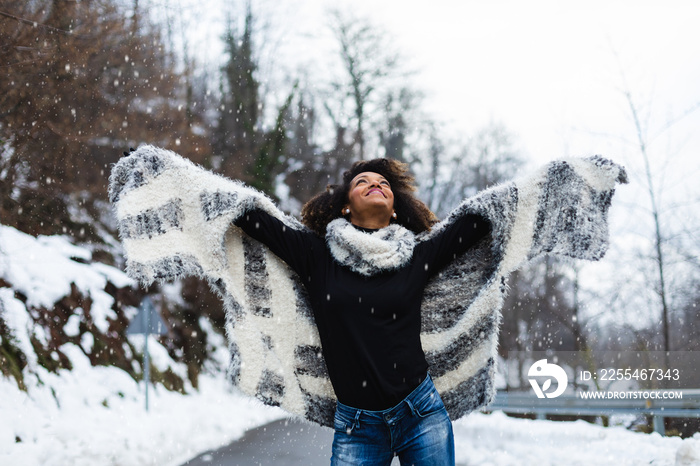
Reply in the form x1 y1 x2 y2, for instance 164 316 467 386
0 224 287 465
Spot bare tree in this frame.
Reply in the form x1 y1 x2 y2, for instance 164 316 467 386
327 10 402 160
624 91 673 352
500 256 584 389
0 0 201 237
613 66 700 355
379 87 416 162
421 122 524 217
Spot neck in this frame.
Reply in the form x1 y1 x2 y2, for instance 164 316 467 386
349 215 391 230
352 224 379 233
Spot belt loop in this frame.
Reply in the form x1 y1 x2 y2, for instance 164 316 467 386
353 409 362 430
405 397 417 416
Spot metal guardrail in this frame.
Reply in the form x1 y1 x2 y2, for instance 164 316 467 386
484 390 700 435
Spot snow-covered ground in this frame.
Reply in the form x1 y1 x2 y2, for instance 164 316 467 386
0 354 286 466
453 412 700 466
2 224 700 466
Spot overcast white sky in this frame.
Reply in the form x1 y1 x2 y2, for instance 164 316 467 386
281 0 700 163
182 0 700 188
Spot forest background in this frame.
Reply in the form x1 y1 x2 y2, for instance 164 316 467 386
1 0 699 437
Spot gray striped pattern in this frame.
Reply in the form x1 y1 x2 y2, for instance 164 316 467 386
200 190 240 221
420 241 495 334
440 359 495 419
119 199 183 239
243 237 273 318
530 160 619 261
128 254 203 284
294 345 328 378
425 314 498 379
301 389 336 427
109 148 169 203
257 369 285 407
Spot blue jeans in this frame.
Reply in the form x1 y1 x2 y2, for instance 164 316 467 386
331 374 455 465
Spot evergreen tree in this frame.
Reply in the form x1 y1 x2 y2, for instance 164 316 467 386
212 4 291 198
215 7 259 179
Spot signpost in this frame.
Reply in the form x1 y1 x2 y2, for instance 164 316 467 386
127 296 168 411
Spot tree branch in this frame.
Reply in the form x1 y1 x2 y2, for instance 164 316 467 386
0 9 87 38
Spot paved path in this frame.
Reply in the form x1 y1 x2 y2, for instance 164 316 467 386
180 418 333 466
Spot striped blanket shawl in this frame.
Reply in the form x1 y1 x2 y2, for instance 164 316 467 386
109 145 626 427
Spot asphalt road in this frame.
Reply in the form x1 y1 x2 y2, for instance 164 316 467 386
180 418 334 466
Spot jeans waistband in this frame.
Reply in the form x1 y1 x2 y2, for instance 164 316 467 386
335 373 435 425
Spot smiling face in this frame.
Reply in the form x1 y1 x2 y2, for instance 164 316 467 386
344 171 395 229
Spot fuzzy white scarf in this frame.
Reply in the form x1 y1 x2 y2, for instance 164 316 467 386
325 218 415 275
110 145 626 427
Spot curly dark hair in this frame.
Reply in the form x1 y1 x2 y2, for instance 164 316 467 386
301 158 438 236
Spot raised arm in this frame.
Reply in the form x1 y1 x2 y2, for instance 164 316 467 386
234 208 321 282
109 144 312 286
110 146 337 427
419 156 627 423
417 212 492 278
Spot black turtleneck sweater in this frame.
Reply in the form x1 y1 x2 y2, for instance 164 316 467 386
234 209 490 410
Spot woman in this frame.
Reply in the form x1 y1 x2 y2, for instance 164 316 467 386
233 158 491 465
111 146 625 466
